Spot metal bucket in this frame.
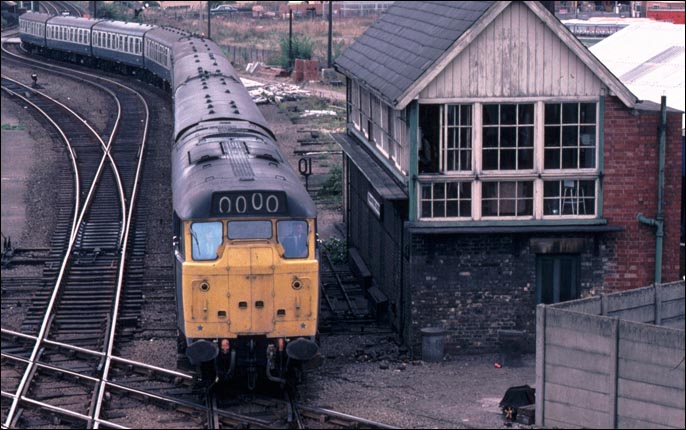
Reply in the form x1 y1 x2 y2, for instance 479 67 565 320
421 327 445 362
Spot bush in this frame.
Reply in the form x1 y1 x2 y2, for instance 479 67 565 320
278 34 315 68
318 163 342 199
321 237 347 264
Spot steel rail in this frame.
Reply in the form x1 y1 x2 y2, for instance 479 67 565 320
1 42 129 247
2 328 194 381
297 404 400 429
323 252 357 314
0 72 127 429
92 72 150 430
1 47 167 427
0 74 125 429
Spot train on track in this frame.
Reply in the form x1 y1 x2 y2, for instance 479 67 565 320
19 11 320 388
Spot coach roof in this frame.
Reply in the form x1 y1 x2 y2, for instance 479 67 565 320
47 15 101 28
92 20 155 36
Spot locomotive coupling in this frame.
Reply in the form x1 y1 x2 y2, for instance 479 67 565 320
285 337 319 361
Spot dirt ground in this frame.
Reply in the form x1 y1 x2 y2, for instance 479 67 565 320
302 334 536 429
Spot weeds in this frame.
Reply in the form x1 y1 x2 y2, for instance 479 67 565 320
318 163 342 201
321 236 347 264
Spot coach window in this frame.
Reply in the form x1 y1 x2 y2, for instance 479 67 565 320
190 221 223 261
277 220 308 258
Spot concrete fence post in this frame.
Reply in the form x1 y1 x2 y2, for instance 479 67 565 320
535 304 546 427
601 293 608 316
608 317 619 429
654 283 663 325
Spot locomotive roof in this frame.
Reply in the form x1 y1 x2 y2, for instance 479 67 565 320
172 39 235 85
174 73 272 142
92 20 155 36
172 124 316 220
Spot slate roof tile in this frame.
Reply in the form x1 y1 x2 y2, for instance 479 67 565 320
336 1 494 105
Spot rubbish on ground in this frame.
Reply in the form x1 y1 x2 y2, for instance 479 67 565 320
245 81 311 104
301 110 337 117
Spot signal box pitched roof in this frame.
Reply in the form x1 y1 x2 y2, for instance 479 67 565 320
335 1 637 109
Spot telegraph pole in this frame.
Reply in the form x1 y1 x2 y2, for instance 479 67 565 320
327 1 333 68
289 9 293 69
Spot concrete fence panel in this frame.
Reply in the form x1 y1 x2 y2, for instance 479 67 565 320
617 321 685 428
551 295 601 313
537 281 685 428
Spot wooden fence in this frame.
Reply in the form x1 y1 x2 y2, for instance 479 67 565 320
536 281 685 428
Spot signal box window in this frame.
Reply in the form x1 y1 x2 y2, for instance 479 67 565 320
536 254 580 304
191 221 223 261
277 220 308 259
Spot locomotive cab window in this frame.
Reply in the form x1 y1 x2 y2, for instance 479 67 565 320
190 221 223 261
277 220 309 259
228 221 272 240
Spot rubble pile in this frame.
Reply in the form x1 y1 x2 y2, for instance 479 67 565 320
247 83 311 104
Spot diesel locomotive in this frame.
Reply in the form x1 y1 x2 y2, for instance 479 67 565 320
19 11 320 387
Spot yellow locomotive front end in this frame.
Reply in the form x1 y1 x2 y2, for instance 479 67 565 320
176 191 319 386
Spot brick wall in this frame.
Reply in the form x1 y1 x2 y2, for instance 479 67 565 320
602 96 683 289
408 233 612 355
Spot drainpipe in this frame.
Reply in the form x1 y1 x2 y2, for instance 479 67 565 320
638 95 667 284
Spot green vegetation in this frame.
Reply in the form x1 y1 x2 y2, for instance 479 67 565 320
318 163 342 200
93 1 134 21
278 34 315 68
321 236 347 264
1 124 26 130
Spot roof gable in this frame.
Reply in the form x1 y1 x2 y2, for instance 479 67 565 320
336 1 637 109
335 1 494 106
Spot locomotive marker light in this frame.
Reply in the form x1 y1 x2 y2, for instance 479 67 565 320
298 157 313 191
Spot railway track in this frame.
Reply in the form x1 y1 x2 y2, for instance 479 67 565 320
1 39 152 427
319 253 392 335
1 29 398 429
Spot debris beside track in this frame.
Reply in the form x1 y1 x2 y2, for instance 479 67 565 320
301 109 337 117
243 80 311 104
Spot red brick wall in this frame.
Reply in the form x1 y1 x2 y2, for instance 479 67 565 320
602 96 682 290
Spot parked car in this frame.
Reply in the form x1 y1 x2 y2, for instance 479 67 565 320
210 5 238 15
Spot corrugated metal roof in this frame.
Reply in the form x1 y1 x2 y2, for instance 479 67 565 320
590 21 685 118
335 1 494 106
